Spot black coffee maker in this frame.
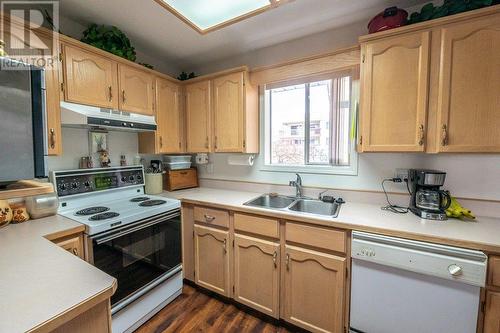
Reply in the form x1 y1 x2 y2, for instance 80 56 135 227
408 169 451 220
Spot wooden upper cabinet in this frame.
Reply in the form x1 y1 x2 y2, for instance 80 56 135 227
194 225 230 297
484 291 500 333
118 64 154 115
283 245 346 333
213 72 244 152
233 234 280 318
46 52 63 156
186 80 211 153
360 31 430 152
157 78 182 153
139 78 182 154
63 45 118 109
436 15 500 152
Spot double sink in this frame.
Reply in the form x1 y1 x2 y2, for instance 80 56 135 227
244 193 342 218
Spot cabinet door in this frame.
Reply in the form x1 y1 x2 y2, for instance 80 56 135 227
437 15 500 152
234 234 280 318
156 78 182 153
54 234 85 260
118 64 154 115
194 225 230 296
186 80 211 152
484 291 500 333
213 72 244 152
360 31 430 152
283 245 346 333
63 45 118 109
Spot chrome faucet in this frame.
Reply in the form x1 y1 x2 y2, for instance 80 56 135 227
289 173 303 198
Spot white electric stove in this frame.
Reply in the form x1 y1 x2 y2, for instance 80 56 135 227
51 166 182 333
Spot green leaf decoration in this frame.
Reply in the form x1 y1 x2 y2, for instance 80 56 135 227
81 23 137 62
407 0 495 25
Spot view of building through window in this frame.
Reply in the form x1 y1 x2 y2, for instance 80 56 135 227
267 74 352 167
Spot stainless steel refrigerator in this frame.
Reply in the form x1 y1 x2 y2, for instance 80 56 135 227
0 58 47 184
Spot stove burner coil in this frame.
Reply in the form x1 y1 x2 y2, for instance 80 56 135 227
76 206 110 216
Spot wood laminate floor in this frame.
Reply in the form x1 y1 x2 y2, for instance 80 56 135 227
136 285 294 333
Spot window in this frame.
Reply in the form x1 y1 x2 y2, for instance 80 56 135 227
156 0 292 34
264 72 354 172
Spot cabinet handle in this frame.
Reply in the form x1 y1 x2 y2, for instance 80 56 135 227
214 136 218 150
441 124 448 146
72 248 78 256
273 251 277 268
122 90 126 103
108 86 112 101
204 214 215 222
286 253 290 270
205 136 209 149
223 239 227 253
418 124 425 146
159 136 163 148
49 128 56 149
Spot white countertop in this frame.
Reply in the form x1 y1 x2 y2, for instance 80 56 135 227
0 215 116 333
162 187 500 253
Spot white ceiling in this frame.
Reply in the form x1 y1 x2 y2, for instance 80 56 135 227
58 0 428 73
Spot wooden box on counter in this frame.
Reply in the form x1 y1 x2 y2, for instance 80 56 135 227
163 168 199 191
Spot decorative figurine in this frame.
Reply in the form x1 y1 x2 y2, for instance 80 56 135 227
0 200 12 228
99 150 111 167
10 203 29 224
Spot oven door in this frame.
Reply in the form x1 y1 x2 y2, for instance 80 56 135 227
88 209 181 312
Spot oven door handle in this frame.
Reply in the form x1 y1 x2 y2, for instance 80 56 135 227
92 210 180 244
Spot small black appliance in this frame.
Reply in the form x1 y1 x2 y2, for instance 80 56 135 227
408 169 451 221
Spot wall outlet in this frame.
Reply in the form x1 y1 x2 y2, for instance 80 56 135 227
395 168 409 181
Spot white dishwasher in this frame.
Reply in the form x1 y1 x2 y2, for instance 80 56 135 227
350 231 487 333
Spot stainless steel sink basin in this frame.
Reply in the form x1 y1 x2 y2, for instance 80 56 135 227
288 199 340 217
244 194 296 209
244 194 342 218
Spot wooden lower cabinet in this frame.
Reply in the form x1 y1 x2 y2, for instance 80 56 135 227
194 224 231 296
233 234 280 318
283 245 346 333
484 291 500 333
52 233 85 260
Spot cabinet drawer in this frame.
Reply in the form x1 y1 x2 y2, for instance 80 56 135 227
164 168 199 191
286 222 346 254
234 213 279 239
488 256 500 288
194 206 229 228
53 234 84 259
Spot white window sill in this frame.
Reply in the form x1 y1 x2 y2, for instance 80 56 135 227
260 163 358 176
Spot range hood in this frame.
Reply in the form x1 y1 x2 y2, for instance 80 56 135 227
60 101 157 132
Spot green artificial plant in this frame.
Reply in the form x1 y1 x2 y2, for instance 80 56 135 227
407 0 497 25
177 71 197 81
81 24 137 62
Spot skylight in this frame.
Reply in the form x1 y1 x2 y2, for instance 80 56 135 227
155 0 290 34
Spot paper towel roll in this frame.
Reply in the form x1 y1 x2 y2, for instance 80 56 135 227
227 155 255 166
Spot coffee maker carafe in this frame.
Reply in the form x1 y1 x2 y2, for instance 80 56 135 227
408 169 451 220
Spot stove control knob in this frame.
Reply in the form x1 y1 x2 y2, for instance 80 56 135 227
448 264 463 277
71 182 79 189
59 183 67 191
129 175 135 182
121 176 127 182
137 175 142 181
84 181 91 187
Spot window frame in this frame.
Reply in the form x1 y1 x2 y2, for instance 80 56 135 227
261 70 359 176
